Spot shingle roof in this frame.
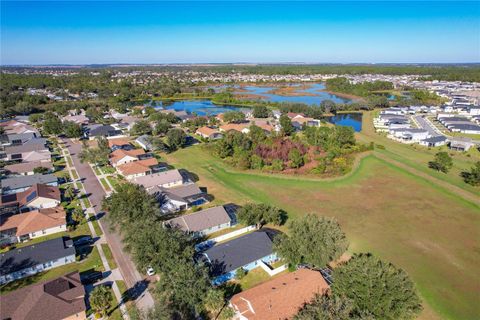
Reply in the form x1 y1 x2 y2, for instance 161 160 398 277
109 148 145 165
203 231 274 277
133 169 183 189
0 272 86 320
4 160 53 174
1 183 61 207
166 205 232 233
0 237 75 276
0 207 66 236
117 158 158 176
230 269 330 320
422 136 447 143
1 174 58 192
4 141 47 154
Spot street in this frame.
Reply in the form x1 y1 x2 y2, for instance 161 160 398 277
63 139 155 311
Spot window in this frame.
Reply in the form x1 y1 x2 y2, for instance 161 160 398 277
11 154 22 160
42 230 47 234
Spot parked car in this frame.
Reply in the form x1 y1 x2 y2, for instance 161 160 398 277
74 236 93 246
146 267 155 276
81 271 103 284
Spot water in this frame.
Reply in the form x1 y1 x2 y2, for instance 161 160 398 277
236 83 352 105
151 100 240 116
326 113 362 132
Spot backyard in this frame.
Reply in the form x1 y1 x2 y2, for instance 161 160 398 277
164 144 480 320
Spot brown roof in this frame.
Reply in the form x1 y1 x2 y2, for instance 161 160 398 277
166 206 231 233
230 269 329 320
0 271 86 320
4 160 53 174
117 158 159 176
219 123 249 133
108 137 131 148
196 126 220 137
109 148 145 165
0 206 66 236
0 183 61 207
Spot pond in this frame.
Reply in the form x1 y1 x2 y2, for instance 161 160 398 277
236 83 352 105
326 113 363 132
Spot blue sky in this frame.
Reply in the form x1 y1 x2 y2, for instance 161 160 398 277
1 1 479 64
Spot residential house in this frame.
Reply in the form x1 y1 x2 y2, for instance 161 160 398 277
219 123 250 134
0 272 87 320
4 160 53 176
420 136 448 147
117 158 159 180
84 124 123 140
109 148 145 167
2 140 51 162
0 120 39 135
1 183 61 214
289 115 321 130
0 132 37 146
148 183 208 214
0 236 76 284
389 128 430 143
199 231 277 285
449 137 476 151
136 135 155 150
132 169 184 190
1 174 58 195
230 269 330 320
165 205 234 237
196 127 223 140
0 207 67 245
108 137 133 151
62 114 89 125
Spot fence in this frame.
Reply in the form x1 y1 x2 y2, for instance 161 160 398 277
195 225 257 251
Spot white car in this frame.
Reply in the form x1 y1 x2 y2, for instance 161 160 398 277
146 267 155 276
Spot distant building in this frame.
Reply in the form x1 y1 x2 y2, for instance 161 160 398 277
0 272 87 320
0 237 76 284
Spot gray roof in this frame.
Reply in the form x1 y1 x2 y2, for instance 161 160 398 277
136 135 153 148
160 183 203 200
166 205 231 233
203 231 274 277
0 237 75 276
88 125 120 137
422 136 447 143
4 141 47 154
1 174 58 192
1 132 37 144
449 124 480 131
133 169 183 189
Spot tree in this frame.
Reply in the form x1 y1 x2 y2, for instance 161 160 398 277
235 267 247 279
248 124 267 144
167 128 187 150
223 111 245 124
461 161 480 186
236 203 287 227
71 207 85 225
294 294 358 320
14 101 33 115
428 151 453 173
79 138 110 166
280 114 295 136
131 120 153 136
274 214 348 268
289 148 304 168
253 105 269 118
64 185 75 201
332 253 422 320
89 285 113 317
204 289 231 319
42 112 63 135
33 166 49 174
64 121 83 138
154 119 171 136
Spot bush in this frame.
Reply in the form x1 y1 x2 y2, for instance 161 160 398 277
236 268 247 279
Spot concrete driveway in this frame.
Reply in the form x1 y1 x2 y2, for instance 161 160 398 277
63 139 155 311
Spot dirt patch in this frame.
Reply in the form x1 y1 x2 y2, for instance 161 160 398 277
233 93 268 100
266 84 316 96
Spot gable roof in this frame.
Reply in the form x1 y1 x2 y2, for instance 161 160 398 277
109 148 145 165
1 183 61 207
117 158 159 176
88 124 117 136
4 141 47 155
0 237 75 276
0 207 66 236
166 205 232 233
0 272 86 320
230 269 330 320
219 123 249 133
1 174 58 192
196 126 220 137
203 231 274 277
132 169 183 189
108 137 131 148
4 160 53 175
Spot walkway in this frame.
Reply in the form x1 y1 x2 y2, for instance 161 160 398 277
61 139 155 312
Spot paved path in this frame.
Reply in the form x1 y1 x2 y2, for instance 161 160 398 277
412 115 444 137
62 139 155 312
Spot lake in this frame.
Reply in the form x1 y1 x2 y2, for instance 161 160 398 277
151 99 362 132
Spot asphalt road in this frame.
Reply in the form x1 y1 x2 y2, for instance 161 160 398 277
63 139 155 311
413 115 444 137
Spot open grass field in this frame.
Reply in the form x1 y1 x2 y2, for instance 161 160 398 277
164 144 479 320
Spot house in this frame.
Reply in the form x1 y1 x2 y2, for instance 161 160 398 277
132 169 184 190
0 183 61 214
0 207 67 245
4 160 53 176
117 158 159 180
196 126 224 140
449 137 476 152
230 269 330 320
219 123 250 134
62 114 89 125
107 137 132 150
0 132 37 146
148 183 208 214
0 272 87 320
1 174 58 195
109 148 145 167
199 231 277 285
2 141 51 162
84 124 123 140
136 135 155 150
0 120 39 135
389 128 430 143
0 236 76 284
420 136 448 147
165 205 234 237
290 116 321 130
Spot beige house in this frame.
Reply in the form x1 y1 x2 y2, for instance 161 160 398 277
117 158 159 180
0 183 61 214
109 148 145 167
4 160 53 176
133 169 184 190
196 126 223 140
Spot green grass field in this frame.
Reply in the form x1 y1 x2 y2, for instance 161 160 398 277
164 144 479 320
101 244 117 270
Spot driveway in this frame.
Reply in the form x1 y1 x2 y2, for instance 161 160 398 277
63 139 155 311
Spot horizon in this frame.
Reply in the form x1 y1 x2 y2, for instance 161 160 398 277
1 1 479 65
